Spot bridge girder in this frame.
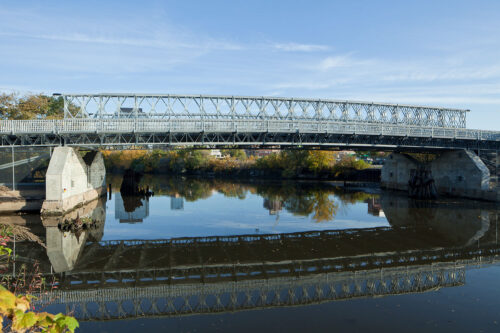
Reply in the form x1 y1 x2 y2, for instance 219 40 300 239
2 131 499 151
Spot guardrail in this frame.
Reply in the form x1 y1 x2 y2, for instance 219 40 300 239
1 119 499 141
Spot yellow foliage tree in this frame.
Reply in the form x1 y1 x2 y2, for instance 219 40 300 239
0 286 78 332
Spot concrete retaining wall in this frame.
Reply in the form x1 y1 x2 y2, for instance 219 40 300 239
41 147 106 215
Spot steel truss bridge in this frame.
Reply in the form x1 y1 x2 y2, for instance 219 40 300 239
38 263 466 321
1 93 499 150
23 224 500 321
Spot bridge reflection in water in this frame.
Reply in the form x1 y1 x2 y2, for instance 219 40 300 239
6 189 500 322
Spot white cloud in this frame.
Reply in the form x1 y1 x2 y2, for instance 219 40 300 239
273 42 330 52
0 31 243 52
318 55 353 70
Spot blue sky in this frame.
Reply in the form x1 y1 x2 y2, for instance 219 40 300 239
1 0 499 129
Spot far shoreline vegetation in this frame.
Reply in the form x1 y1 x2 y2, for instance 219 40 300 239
102 149 384 181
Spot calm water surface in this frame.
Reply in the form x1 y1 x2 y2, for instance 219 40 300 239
3 175 500 332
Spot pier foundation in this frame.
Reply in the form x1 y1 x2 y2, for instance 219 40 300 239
381 150 498 201
41 147 106 215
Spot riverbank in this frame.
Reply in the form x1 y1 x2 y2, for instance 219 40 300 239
0 185 45 214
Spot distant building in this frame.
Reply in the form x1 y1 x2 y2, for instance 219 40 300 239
209 149 223 159
336 150 357 161
365 197 385 217
170 195 184 210
116 107 147 118
115 193 150 223
251 149 280 158
263 198 283 215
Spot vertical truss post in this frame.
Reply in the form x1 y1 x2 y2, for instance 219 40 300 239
315 101 320 121
199 95 205 123
63 96 69 119
496 149 499 188
98 96 103 118
134 95 138 118
79 96 90 118
11 146 15 191
230 97 235 121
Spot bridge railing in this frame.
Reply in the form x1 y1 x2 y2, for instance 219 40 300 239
1 119 499 141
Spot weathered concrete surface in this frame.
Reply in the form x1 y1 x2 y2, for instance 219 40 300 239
431 150 491 200
41 147 106 215
381 153 418 191
382 150 498 201
41 197 105 228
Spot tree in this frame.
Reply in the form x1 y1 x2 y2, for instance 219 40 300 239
0 93 17 119
0 93 65 119
17 94 50 119
221 149 247 160
307 151 336 173
46 96 65 119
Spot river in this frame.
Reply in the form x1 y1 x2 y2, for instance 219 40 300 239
2 175 500 332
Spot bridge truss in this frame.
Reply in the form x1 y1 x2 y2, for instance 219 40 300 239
2 93 499 150
29 225 500 321
36 264 465 321
61 93 468 128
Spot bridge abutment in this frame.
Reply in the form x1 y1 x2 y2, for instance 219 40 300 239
41 147 106 215
382 150 498 201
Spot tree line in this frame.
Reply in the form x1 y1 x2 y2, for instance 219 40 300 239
102 148 371 178
0 92 65 120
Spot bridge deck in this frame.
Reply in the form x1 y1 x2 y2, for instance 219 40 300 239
1 119 499 150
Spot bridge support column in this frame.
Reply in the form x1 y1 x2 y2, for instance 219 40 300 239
430 150 491 200
382 150 497 201
41 147 106 215
381 153 418 192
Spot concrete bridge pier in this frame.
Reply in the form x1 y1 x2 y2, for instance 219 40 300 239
381 150 499 202
41 147 106 215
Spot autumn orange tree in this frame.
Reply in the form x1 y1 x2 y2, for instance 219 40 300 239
256 150 337 177
0 93 65 120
